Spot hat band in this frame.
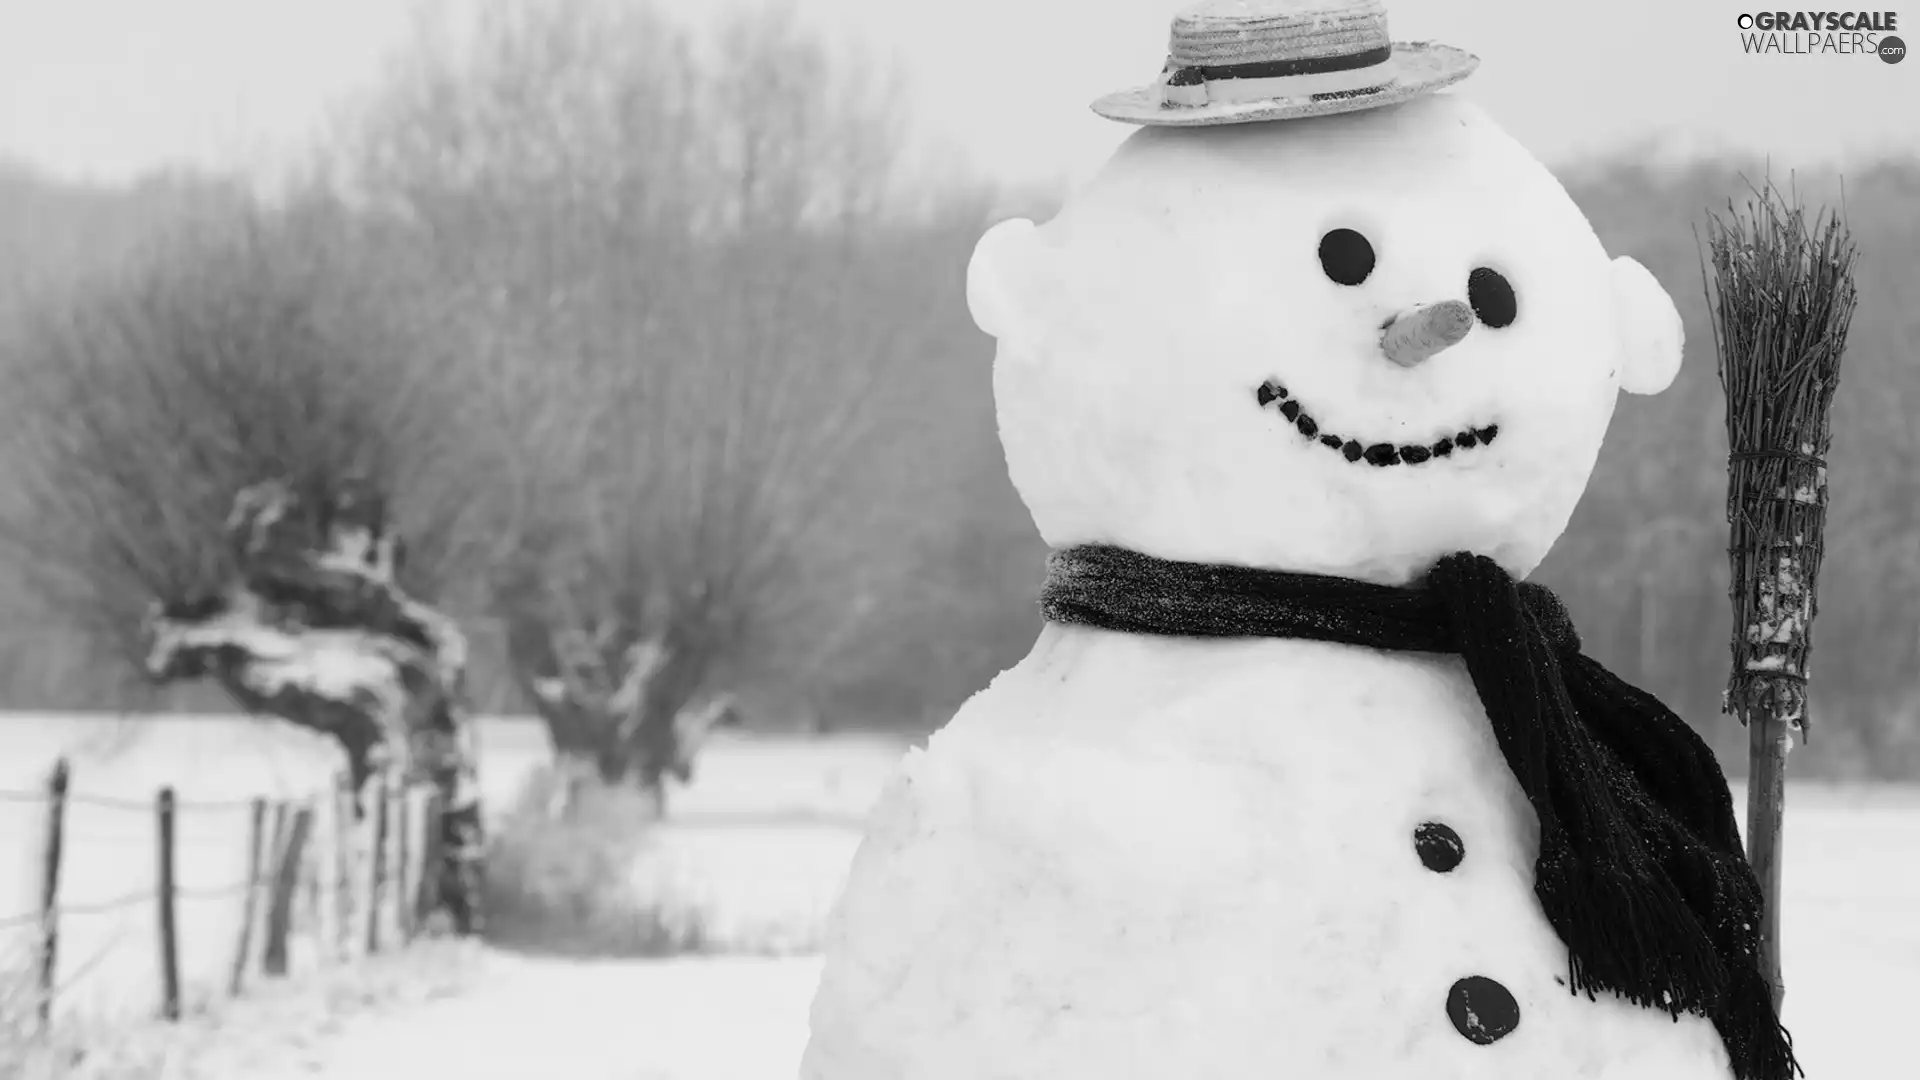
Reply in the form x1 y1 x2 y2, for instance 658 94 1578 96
1159 46 1394 108
1180 45 1392 82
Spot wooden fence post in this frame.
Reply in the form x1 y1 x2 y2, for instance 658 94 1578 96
261 800 291 964
155 787 180 1022
333 773 355 961
263 805 315 976
365 776 390 955
37 758 70 1031
302 796 324 963
395 786 414 943
261 800 291 975
416 789 445 932
227 798 269 996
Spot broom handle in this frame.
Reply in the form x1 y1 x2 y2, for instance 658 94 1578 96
1745 712 1790 1014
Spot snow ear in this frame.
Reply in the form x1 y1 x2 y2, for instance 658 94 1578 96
1610 255 1684 396
967 218 1045 342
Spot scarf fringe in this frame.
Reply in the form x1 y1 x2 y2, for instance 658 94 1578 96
1539 849 1726 1017
1720 970 1804 1080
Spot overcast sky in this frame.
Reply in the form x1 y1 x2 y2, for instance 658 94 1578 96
1 0 1913 193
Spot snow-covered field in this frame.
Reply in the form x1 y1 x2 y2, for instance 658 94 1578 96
0 714 351 1028
291 777 1918 1080
475 717 904 954
163 775 1920 1080
0 712 903 1028
468 716 906 824
4 712 1917 1078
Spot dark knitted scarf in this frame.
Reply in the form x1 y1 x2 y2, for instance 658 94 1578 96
1041 544 1800 1080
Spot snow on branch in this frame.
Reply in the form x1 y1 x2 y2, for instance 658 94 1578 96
144 479 472 801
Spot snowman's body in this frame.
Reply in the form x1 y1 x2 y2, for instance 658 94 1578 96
802 628 1731 1078
803 91 1731 1079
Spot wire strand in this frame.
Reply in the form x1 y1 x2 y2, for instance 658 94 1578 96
0 876 275 926
0 787 322 813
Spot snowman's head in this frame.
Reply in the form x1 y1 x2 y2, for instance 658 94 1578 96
969 94 1683 585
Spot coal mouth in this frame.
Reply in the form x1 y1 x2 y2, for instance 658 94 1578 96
1255 380 1499 467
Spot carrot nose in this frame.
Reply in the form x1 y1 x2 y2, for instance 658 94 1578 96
1379 300 1474 367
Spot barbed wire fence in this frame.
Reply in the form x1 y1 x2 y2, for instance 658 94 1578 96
0 756 443 1032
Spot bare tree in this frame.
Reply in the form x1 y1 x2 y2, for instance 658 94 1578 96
332 0 930 813
0 196 489 927
2 201 482 642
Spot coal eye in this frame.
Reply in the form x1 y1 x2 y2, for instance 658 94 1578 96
1318 228 1375 286
1468 267 1517 328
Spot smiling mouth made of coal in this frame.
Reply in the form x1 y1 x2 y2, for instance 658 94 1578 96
1256 380 1500 468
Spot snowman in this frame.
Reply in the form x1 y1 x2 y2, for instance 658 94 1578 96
801 3 1798 1079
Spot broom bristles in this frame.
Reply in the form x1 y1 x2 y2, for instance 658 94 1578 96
1702 175 1859 733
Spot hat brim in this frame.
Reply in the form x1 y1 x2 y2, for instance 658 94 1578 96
1091 41 1478 127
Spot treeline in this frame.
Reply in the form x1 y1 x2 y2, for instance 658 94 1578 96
0 0 1038 775
0 1 1915 780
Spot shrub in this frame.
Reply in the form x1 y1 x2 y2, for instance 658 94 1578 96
479 766 706 957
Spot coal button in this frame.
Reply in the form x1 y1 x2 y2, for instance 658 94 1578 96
1414 821 1465 873
1447 976 1520 1045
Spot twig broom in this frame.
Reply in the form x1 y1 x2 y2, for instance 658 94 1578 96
1701 177 1858 1015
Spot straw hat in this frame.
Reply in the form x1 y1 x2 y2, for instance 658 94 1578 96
1092 0 1478 127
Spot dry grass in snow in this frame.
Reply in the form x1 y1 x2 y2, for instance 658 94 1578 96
480 747 882 957
0 938 483 1080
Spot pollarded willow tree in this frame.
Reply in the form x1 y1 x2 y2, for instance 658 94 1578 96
341 0 938 814
0 195 493 931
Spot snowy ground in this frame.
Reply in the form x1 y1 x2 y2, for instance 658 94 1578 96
207 781 1915 1080
0 715 351 1028
0 714 902 1028
1757 782 1920 1078
1 939 483 1079
236 952 825 1080
5 714 1917 1078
